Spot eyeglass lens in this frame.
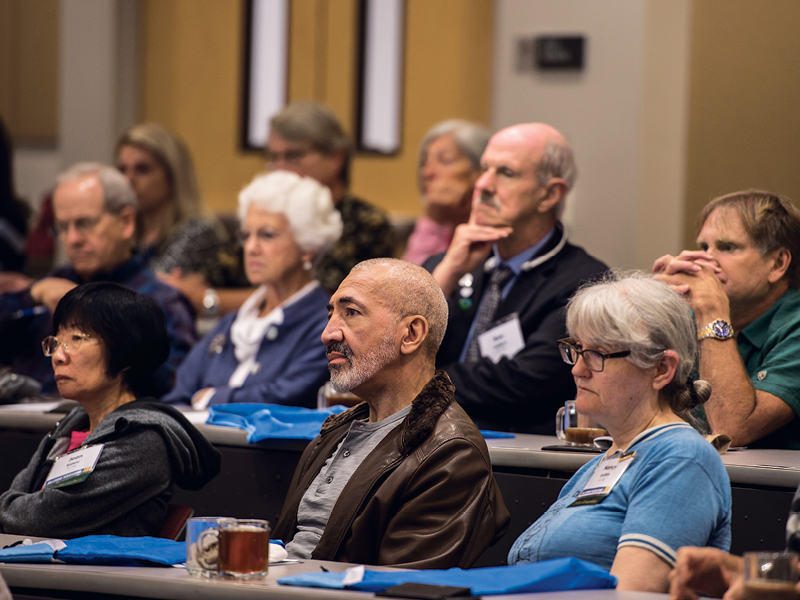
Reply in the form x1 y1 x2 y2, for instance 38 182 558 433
42 334 90 356
53 216 101 236
558 341 604 372
264 148 311 165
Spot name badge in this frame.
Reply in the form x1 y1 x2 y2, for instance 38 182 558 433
570 451 636 506
477 313 525 363
43 444 104 489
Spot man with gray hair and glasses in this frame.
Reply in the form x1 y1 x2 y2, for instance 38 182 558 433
425 122 607 434
267 101 395 294
0 163 196 397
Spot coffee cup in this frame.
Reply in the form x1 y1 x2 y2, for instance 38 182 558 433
743 551 799 600
556 400 608 447
186 516 227 577
198 518 270 579
317 381 361 409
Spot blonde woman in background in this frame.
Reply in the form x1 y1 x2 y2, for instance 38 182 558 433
116 123 226 277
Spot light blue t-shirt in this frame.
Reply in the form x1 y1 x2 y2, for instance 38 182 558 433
508 422 731 571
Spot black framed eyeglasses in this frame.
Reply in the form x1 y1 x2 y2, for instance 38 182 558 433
264 147 316 166
557 338 631 372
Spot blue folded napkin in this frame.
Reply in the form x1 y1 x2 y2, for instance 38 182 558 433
480 430 515 439
208 403 346 442
278 557 616 594
0 540 63 563
56 535 184 566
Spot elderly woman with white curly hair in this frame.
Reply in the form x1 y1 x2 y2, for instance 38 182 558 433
162 171 342 408
508 272 732 593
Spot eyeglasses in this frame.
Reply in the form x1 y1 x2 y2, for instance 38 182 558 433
237 228 282 245
42 333 94 356
52 216 102 237
264 147 316 166
557 338 631 372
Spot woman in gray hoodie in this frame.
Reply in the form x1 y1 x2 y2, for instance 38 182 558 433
0 282 221 538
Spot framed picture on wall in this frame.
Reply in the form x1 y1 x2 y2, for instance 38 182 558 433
241 0 290 150
356 0 405 154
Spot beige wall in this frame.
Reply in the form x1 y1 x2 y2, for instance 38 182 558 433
139 0 263 212
0 0 59 143
491 0 666 269
140 0 492 215
684 0 800 247
11 0 800 261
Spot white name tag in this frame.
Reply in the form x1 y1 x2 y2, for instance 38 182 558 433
43 444 104 489
477 313 525 363
570 451 635 506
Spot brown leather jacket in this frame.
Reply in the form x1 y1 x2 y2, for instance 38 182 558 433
273 370 510 568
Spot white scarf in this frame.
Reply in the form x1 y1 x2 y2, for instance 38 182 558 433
227 281 319 388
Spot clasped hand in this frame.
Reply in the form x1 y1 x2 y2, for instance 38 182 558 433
652 251 730 321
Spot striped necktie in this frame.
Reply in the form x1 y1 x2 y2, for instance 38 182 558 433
465 265 513 363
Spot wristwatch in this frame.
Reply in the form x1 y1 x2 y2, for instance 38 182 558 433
697 318 734 341
202 288 221 319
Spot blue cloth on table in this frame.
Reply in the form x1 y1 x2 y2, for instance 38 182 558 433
0 542 60 563
56 536 184 566
208 403 513 442
208 403 347 442
0 536 184 566
277 557 616 594
480 430 515 439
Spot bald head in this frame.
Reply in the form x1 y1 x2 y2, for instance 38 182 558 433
492 123 576 191
350 258 448 358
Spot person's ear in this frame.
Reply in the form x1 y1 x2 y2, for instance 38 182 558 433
768 248 791 284
652 350 679 391
118 206 136 240
399 315 429 355
537 178 568 214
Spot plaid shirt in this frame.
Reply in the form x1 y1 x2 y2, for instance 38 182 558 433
0 254 197 397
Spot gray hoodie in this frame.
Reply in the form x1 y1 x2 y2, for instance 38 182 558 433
0 399 221 538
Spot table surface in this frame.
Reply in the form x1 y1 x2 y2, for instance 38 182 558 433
3 404 798 488
0 536 667 600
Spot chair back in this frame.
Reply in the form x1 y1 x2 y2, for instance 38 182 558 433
158 503 194 540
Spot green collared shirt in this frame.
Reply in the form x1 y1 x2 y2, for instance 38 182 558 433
737 287 800 449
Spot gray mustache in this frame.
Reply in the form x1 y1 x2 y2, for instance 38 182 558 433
478 192 501 211
326 342 353 359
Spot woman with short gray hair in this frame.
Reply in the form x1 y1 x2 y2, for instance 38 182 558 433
162 171 342 408
402 120 491 265
508 271 731 593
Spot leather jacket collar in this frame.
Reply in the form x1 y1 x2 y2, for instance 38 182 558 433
319 370 455 454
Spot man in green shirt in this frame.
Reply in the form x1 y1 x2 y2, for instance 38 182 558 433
653 190 800 449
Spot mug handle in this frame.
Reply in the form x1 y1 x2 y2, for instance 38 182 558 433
556 406 566 441
196 528 220 571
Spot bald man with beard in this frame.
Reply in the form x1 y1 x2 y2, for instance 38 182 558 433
273 258 509 568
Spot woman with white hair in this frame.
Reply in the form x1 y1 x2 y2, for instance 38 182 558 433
507 272 731 593
402 120 491 265
161 171 342 408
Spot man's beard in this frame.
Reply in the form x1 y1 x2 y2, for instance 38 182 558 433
326 332 398 393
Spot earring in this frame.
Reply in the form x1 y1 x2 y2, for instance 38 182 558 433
303 259 313 271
